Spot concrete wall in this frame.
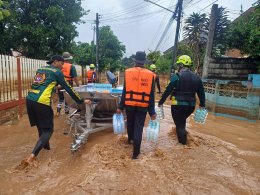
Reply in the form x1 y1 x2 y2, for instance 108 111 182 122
203 75 260 121
207 57 259 80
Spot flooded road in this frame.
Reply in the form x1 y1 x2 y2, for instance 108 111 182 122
0 105 260 194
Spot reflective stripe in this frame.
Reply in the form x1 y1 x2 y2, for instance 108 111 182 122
171 96 178 105
29 89 40 93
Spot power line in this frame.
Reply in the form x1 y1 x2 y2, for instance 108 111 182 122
101 1 156 17
100 1 160 21
155 4 179 50
199 0 218 13
100 4 176 23
100 8 170 23
149 0 176 49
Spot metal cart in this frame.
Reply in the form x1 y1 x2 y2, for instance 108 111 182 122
63 85 123 153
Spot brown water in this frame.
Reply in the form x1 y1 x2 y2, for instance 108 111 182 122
0 105 260 194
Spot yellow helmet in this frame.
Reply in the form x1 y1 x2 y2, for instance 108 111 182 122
176 55 192 66
150 64 156 71
89 64 95 68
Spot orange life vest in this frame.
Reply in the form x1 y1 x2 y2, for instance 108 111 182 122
62 62 72 81
86 70 96 82
125 67 154 108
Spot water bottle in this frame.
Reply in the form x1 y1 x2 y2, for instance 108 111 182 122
146 119 160 142
146 120 152 140
113 113 125 134
113 114 118 134
155 106 164 120
194 108 208 124
120 114 125 133
153 120 160 141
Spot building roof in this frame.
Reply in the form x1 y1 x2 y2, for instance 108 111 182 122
232 7 255 23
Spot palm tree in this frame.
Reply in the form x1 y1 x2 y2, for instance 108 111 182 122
213 7 231 56
183 12 209 73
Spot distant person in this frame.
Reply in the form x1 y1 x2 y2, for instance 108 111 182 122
25 55 91 165
117 51 156 159
57 52 80 115
106 71 117 87
158 55 205 145
150 64 161 94
86 64 97 83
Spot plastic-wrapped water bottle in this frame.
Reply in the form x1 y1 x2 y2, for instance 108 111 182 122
87 84 94 92
155 106 164 120
113 113 125 134
120 114 125 132
146 119 160 142
194 108 208 124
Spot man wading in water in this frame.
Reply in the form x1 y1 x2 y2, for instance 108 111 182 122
23 55 91 166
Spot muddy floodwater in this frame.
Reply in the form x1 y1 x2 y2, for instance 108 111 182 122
0 105 260 194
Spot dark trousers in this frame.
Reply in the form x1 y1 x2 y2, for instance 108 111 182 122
58 90 67 106
171 105 195 145
126 109 147 156
57 81 73 111
26 99 54 156
32 126 53 156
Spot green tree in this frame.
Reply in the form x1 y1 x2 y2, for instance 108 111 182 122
155 52 171 74
98 26 126 72
212 7 231 56
150 43 193 74
121 55 134 67
177 43 194 59
249 1 260 56
183 12 208 71
0 0 10 21
71 41 94 66
227 1 260 56
0 0 86 58
147 51 161 64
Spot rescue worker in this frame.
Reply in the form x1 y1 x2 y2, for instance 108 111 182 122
150 64 161 94
86 64 97 83
25 55 91 165
116 51 156 159
158 55 205 145
57 52 80 115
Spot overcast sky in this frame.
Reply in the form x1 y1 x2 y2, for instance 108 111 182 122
75 0 256 56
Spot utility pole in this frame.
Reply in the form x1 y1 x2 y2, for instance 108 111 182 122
170 0 183 78
95 13 100 81
144 0 183 78
92 26 96 61
202 4 218 79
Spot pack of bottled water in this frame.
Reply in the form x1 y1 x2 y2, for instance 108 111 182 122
113 113 125 134
86 83 94 92
193 108 208 124
94 83 112 93
146 119 160 142
155 106 164 120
